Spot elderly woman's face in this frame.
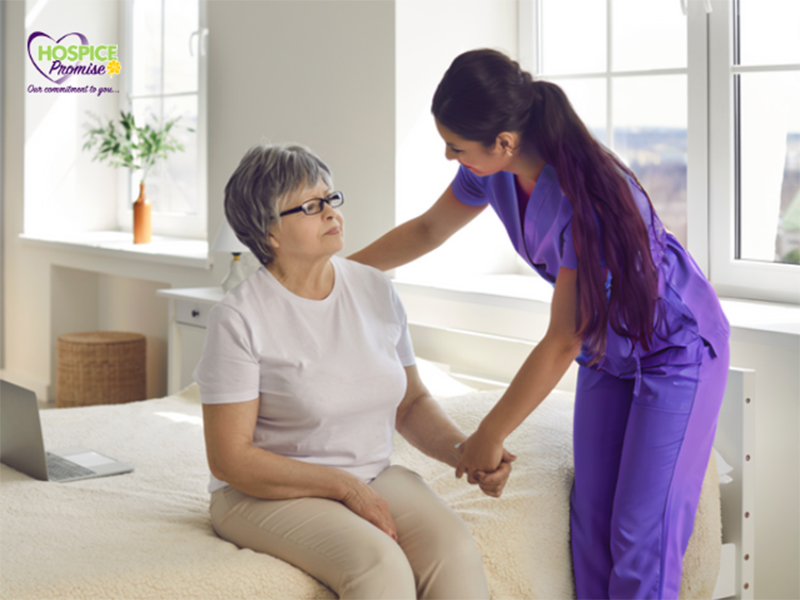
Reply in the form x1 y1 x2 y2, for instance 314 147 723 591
269 178 344 262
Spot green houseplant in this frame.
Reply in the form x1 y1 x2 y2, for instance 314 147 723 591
83 111 189 244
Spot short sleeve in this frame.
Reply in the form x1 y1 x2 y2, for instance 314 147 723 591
193 304 261 404
387 280 416 367
451 165 490 207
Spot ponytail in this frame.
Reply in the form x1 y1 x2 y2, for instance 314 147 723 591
433 49 659 358
524 81 658 357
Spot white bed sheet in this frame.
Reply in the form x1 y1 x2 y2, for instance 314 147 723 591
0 382 721 599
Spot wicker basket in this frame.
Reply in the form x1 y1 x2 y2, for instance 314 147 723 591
57 331 147 408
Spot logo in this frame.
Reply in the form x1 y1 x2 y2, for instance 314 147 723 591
26 31 121 96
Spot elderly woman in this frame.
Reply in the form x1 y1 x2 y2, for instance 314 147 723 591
194 143 511 600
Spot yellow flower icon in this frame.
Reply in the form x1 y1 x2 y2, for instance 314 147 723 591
107 60 121 78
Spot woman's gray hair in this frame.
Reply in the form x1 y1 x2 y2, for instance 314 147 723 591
224 143 333 266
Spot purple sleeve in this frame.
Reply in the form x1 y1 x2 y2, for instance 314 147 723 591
451 165 490 207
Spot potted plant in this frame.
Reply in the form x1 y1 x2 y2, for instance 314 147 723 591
83 111 189 244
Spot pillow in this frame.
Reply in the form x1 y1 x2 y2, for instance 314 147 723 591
715 448 734 484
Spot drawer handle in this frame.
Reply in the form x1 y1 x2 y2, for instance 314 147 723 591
191 310 200 318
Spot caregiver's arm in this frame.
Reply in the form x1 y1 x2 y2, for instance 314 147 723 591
348 186 486 272
203 400 398 540
396 364 515 498
456 267 583 478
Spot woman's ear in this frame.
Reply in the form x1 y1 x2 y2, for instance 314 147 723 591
268 232 280 250
496 131 521 155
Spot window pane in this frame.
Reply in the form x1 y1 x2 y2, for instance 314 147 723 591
130 98 163 209
160 96 198 215
548 77 607 145
131 0 162 97
738 71 800 264
612 0 687 71
737 0 800 67
613 75 688 246
130 97 198 216
540 0 606 75
163 0 199 95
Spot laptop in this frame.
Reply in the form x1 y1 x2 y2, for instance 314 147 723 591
0 379 134 482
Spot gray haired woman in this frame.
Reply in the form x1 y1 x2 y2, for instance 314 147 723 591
194 143 513 599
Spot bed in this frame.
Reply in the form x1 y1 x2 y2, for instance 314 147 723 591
0 359 752 599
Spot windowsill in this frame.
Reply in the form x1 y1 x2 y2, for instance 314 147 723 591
394 272 556 306
393 272 800 343
19 230 211 269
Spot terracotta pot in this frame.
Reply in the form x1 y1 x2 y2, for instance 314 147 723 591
133 182 152 244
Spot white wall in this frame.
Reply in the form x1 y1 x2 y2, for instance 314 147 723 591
0 0 6 370
206 0 396 258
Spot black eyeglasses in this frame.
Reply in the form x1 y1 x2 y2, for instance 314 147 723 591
279 191 345 217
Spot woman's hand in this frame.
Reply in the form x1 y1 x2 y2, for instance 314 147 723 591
468 449 516 498
394 364 516 497
455 268 581 489
339 476 398 541
455 427 507 481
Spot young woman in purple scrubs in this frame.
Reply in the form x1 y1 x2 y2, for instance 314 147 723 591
350 49 730 599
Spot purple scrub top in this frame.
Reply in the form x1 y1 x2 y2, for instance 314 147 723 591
451 164 730 385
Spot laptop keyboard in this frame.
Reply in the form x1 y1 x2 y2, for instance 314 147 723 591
46 453 95 481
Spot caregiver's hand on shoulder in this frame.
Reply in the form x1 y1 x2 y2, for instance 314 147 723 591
472 450 516 498
339 476 398 541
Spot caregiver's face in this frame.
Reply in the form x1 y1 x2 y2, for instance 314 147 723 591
270 179 345 260
436 120 510 177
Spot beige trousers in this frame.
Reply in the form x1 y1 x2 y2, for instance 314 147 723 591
210 465 489 600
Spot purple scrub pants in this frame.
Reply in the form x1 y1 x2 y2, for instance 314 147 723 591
570 338 730 599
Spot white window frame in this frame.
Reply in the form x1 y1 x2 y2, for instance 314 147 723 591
118 0 208 240
520 0 799 305
708 0 800 304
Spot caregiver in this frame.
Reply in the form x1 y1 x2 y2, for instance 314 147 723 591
195 143 509 600
349 49 730 600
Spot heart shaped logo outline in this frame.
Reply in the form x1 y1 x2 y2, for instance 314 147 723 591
27 31 90 86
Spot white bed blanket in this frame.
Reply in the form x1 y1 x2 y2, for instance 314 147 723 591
0 385 720 599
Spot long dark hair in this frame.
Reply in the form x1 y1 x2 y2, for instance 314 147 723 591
432 49 659 358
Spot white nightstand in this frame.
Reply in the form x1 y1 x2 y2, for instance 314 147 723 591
157 287 225 394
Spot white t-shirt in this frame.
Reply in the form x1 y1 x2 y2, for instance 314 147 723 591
194 256 415 493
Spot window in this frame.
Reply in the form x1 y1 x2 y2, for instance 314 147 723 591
528 0 689 246
521 0 799 303
121 0 207 239
708 0 800 302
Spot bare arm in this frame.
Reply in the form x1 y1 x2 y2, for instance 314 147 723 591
348 186 486 272
395 364 465 468
203 399 399 539
396 364 515 497
455 267 583 478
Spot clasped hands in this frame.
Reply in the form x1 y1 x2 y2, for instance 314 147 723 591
455 429 516 498
340 430 515 542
